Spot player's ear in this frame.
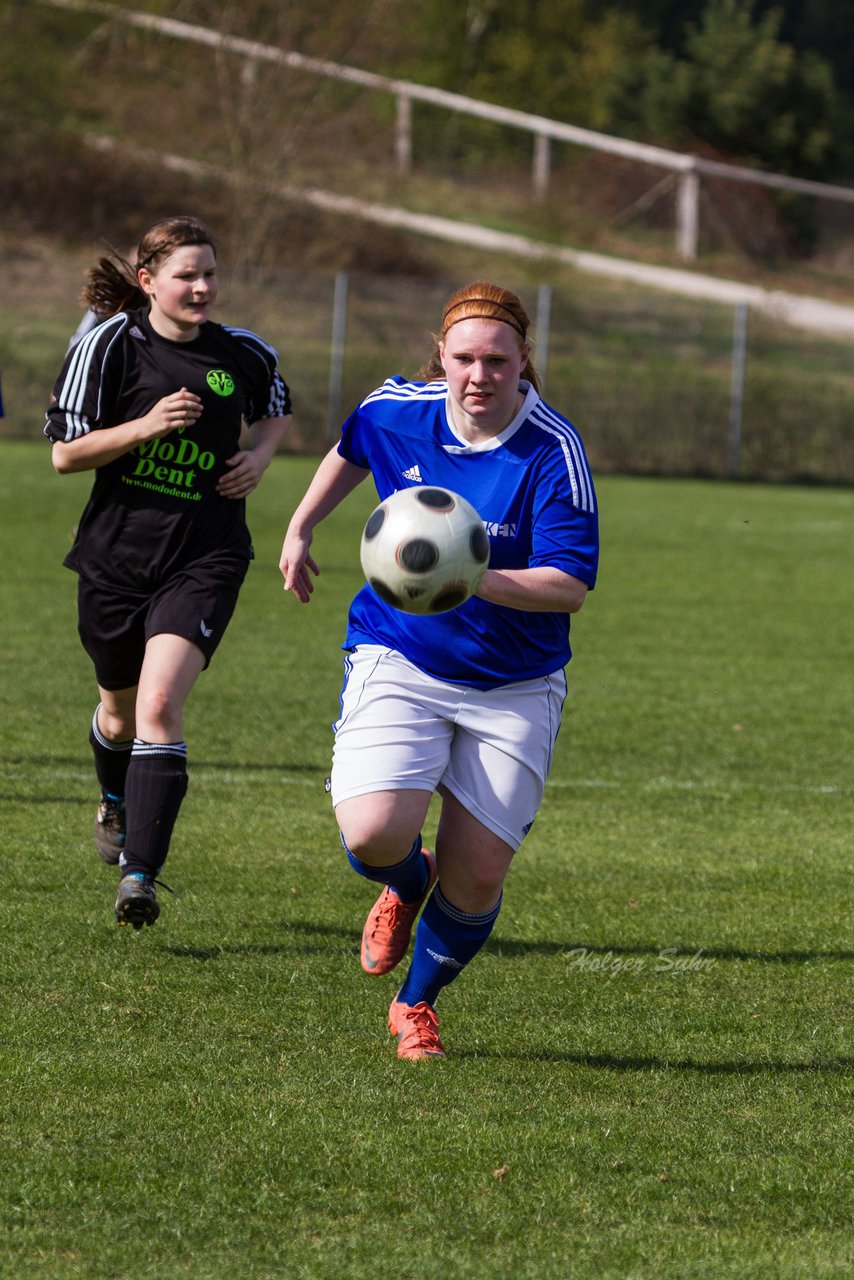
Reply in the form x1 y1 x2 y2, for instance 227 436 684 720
137 267 155 298
519 342 530 373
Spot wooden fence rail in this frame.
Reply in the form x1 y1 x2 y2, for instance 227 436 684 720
39 0 854 262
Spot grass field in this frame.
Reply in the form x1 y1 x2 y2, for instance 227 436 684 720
1 442 851 1279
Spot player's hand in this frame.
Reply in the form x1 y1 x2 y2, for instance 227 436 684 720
143 388 202 439
279 530 320 604
216 449 266 499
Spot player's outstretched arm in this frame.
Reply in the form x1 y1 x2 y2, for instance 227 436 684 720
280 447 369 603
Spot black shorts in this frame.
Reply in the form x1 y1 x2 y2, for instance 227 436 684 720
77 557 250 691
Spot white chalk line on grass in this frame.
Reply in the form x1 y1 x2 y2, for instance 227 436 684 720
4 766 849 798
547 776 851 796
0 766 320 790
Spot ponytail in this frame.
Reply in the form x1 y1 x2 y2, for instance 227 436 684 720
83 250 145 318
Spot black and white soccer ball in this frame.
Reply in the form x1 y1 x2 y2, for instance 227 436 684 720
360 486 490 614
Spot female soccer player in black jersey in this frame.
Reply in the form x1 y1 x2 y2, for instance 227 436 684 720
45 216 292 929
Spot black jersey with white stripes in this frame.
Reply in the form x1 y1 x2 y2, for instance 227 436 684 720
44 309 291 593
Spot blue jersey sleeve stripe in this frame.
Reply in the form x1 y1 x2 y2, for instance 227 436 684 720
556 424 596 513
360 378 448 408
531 404 596 513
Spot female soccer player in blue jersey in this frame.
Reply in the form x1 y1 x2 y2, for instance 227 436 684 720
45 216 292 930
280 281 598 1060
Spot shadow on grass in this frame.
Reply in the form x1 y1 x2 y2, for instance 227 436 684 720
191 759 324 774
3 753 323 775
453 1049 853 1074
161 920 357 961
156 916 850 962
486 937 854 964
163 943 348 959
0 794 89 805
159 920 853 965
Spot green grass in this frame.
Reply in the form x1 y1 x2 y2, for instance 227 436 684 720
1 443 851 1279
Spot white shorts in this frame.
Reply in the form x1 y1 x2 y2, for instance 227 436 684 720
330 645 567 851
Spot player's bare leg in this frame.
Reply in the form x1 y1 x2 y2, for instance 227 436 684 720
390 792 514 1060
432 787 514 914
337 789 437 976
336 788 432 868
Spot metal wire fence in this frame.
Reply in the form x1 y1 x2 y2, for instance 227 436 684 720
3 261 852 485
224 267 854 485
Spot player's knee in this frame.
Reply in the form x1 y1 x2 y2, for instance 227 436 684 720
465 864 506 902
338 824 384 863
338 821 415 865
438 840 513 908
97 699 136 743
135 687 183 741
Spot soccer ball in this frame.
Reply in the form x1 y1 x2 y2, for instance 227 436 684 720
360 486 490 614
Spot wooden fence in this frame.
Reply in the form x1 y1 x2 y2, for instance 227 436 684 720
40 0 854 262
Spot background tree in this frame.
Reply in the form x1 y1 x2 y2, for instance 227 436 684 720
390 0 649 129
603 0 837 179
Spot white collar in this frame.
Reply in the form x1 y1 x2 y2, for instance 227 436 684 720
443 381 538 454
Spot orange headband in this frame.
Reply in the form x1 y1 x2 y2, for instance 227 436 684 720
443 297 527 340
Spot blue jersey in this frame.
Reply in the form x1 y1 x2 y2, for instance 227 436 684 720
339 377 599 689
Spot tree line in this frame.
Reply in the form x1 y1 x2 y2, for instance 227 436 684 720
386 0 851 183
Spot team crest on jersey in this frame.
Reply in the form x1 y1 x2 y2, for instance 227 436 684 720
207 369 235 397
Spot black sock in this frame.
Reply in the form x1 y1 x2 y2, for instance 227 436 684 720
89 705 133 798
120 740 188 878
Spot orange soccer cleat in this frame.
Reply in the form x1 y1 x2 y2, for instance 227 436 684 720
388 997 446 1061
360 848 437 976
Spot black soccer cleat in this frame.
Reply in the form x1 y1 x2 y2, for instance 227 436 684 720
94 792 125 865
115 873 160 930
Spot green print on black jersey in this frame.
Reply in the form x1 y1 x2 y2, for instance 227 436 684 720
207 369 235 396
124 435 215 501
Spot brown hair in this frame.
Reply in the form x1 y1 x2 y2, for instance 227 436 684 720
82 216 216 318
418 281 541 394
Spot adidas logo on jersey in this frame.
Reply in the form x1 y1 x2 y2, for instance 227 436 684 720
128 326 146 340
402 465 423 482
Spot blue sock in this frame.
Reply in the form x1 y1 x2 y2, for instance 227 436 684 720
396 886 502 1008
342 833 428 903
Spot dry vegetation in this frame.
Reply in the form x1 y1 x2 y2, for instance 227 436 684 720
6 1 854 291
3 2 854 482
